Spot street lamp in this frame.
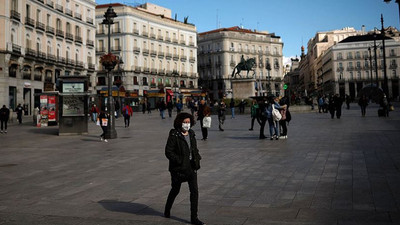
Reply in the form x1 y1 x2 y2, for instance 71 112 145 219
367 47 374 86
266 62 271 96
380 14 389 97
383 0 400 27
102 6 117 139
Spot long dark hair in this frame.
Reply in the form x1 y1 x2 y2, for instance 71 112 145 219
173 112 195 131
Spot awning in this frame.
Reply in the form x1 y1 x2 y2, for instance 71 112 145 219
166 89 174 96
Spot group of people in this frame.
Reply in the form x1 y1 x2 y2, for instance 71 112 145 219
0 104 25 134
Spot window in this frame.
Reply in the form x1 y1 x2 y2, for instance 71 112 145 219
56 19 61 30
47 14 51 26
26 4 31 18
133 76 138 85
11 0 18 11
142 77 148 85
337 53 342 59
357 71 361 79
36 9 41 22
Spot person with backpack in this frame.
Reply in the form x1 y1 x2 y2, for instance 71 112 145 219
266 96 285 140
122 103 133 127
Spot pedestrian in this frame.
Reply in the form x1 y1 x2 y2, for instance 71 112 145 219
318 95 324 113
0 105 10 134
164 112 205 225
91 104 99 122
122 103 133 127
380 95 389 117
15 104 23 124
266 96 283 140
328 94 336 119
345 94 351 110
279 102 288 139
176 99 183 114
141 101 146 114
147 101 152 114
334 94 343 119
167 100 174 118
158 99 166 119
249 99 260 131
229 98 235 119
258 99 267 139
217 101 226 131
358 95 368 117
239 99 246 114
115 100 120 119
189 99 195 116
197 100 208 140
98 109 109 142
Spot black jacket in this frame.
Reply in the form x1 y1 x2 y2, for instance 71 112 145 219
0 107 10 121
165 129 201 175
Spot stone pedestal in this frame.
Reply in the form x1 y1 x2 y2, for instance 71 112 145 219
231 78 256 99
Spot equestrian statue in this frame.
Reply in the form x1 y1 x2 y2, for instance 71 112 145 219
231 55 256 79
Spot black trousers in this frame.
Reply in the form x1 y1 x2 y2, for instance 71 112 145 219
279 120 287 136
1 119 8 130
250 116 261 129
100 126 107 138
200 120 208 139
165 171 199 219
124 115 130 127
259 117 266 138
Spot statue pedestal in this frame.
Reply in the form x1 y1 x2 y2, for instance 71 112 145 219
231 78 256 99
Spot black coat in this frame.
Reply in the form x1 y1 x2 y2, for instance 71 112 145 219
0 107 10 121
165 129 201 175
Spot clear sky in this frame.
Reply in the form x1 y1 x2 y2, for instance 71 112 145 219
96 0 399 63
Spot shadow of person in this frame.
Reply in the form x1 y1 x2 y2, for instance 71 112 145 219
98 200 189 224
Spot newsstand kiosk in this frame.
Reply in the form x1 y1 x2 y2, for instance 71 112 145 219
58 76 90 135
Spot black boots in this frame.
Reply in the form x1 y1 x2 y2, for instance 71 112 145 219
191 217 206 225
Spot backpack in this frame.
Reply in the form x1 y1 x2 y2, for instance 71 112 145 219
286 110 292 123
272 105 282 121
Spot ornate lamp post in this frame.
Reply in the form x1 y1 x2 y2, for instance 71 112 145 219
101 6 118 139
380 14 389 97
266 62 272 96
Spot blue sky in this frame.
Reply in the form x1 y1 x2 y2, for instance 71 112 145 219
96 0 399 62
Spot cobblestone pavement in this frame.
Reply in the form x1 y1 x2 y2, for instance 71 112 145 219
0 103 400 225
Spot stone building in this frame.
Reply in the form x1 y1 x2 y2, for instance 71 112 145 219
197 26 284 100
95 3 198 106
298 27 365 96
0 0 96 114
321 33 400 99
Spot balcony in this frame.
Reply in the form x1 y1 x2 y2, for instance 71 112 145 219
172 38 178 44
46 26 55 35
12 44 21 54
346 66 354 71
10 10 20 21
75 36 82 43
150 33 156 39
96 30 105 35
46 0 54 8
86 17 93 24
34 74 42 81
36 21 45 31
133 28 139 35
336 67 344 72
189 57 196 63
142 48 149 55
111 46 121 51
157 35 163 40
86 39 94 47
230 61 236 67
76 61 84 68
96 47 105 53
133 47 140 53
25 17 35 27
38 51 46 59
56 4 63 12
142 31 148 37
66 58 75 66
150 50 157 56
165 37 171 42
158 52 165 58
143 67 150 73
390 64 398 69
180 56 187 62
47 54 56 61
74 12 82 20
134 66 141 73
26 48 36 57
151 68 157 74
165 53 172 59
189 42 195 47
23 72 31 80
57 56 66 64
65 8 73 16
180 40 186 45
56 29 64 38
88 63 95 70
173 54 179 61
65 32 73 41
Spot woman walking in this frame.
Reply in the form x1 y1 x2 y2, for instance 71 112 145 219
249 99 260 131
358 95 368 117
164 113 205 225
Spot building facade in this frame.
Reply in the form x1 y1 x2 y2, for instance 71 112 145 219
197 26 284 100
95 3 198 105
298 27 365 96
0 0 96 114
321 33 400 99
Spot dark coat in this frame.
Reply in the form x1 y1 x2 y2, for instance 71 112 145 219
165 129 201 175
0 107 10 121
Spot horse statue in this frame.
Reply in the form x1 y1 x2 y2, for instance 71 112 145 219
231 57 256 79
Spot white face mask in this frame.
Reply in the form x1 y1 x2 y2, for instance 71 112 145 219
182 123 191 131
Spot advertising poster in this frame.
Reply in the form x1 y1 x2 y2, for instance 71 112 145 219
48 95 56 122
40 95 48 126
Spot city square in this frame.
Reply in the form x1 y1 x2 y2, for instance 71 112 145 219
1 104 400 225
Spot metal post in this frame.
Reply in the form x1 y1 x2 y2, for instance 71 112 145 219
368 47 373 86
373 33 379 86
381 14 389 96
